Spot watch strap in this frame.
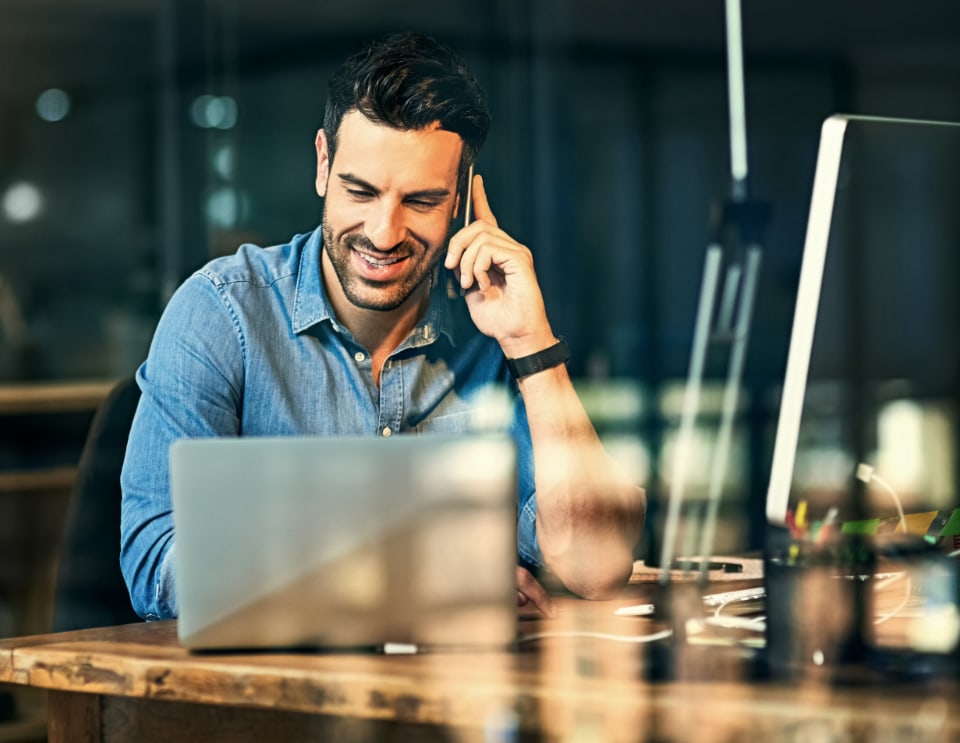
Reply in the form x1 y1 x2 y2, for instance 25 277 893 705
506 337 570 380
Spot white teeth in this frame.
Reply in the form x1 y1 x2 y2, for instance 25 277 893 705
359 252 404 267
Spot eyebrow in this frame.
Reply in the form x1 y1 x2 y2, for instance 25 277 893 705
337 172 452 200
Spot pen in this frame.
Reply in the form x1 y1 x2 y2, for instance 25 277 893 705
816 506 838 545
787 542 800 565
795 499 808 531
785 510 801 539
381 642 515 655
614 603 656 617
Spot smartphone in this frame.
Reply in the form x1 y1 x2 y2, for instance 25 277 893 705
463 163 474 227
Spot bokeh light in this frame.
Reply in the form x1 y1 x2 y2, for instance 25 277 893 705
36 88 71 122
2 182 44 222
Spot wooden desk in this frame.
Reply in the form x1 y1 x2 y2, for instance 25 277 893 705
1 599 957 743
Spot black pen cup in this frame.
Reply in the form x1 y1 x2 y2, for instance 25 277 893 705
764 532 875 682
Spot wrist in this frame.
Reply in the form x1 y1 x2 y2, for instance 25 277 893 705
505 336 570 380
498 328 558 360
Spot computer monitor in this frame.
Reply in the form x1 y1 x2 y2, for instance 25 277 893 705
767 114 960 531
761 116 960 678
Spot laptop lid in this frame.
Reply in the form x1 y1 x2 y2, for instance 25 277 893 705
170 433 518 650
766 115 960 528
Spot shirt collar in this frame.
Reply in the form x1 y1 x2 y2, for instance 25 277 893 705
291 227 335 333
291 226 461 347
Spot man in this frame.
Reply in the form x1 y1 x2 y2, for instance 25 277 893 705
120 32 645 621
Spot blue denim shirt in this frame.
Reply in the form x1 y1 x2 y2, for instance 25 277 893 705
120 227 541 620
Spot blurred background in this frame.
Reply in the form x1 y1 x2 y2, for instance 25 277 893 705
1 0 960 662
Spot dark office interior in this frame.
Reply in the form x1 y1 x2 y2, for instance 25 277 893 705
1 5 960 726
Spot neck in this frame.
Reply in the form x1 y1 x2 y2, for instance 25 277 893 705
320 250 432 360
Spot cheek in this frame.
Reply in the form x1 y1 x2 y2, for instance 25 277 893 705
323 196 366 232
416 215 454 246
409 206 457 244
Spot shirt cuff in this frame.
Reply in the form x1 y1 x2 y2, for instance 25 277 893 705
154 542 179 619
516 495 543 569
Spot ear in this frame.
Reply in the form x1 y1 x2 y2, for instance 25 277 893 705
315 129 330 198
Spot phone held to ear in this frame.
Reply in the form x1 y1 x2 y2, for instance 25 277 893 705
463 163 473 227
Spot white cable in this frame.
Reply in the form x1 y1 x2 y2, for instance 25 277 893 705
517 629 674 645
710 590 766 632
702 586 765 606
705 615 766 632
855 463 905 525
873 571 914 626
854 464 913 624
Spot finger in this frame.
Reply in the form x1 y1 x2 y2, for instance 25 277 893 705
516 566 555 618
472 248 495 292
518 582 554 618
471 174 498 228
456 233 526 291
444 211 485 271
444 248 459 271
457 236 500 291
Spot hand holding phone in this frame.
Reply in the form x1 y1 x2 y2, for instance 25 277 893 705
445 168 554 356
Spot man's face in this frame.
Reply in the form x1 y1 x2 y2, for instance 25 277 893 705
316 110 463 313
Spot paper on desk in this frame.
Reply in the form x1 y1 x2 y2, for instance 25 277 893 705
897 511 939 536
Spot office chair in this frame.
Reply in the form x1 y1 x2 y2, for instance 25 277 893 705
51 376 142 631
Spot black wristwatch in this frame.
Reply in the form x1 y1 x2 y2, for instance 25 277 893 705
506 337 570 380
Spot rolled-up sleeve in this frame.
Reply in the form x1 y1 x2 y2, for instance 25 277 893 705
511 400 543 570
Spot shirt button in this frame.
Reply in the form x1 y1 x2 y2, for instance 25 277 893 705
354 351 366 362
382 426 393 437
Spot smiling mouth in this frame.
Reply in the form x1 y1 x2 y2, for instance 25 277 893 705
356 250 407 268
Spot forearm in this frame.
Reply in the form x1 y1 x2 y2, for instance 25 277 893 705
119 387 180 620
518 364 646 599
120 358 223 620
119 276 243 619
446 176 645 594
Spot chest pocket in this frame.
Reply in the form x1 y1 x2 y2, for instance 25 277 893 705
413 410 475 434
410 384 514 435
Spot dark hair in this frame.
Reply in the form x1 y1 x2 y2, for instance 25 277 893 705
323 32 491 191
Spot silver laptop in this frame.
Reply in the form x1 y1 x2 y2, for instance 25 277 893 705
170 433 518 651
766 114 960 528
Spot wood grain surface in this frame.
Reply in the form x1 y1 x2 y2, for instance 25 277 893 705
2 599 958 742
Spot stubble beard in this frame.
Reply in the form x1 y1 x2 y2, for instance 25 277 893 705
321 217 442 313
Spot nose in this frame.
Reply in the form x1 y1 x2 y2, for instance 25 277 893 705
366 200 406 251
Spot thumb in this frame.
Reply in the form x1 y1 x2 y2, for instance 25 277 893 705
471 174 498 228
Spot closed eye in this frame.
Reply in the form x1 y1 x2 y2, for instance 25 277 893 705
346 188 375 200
405 198 444 211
